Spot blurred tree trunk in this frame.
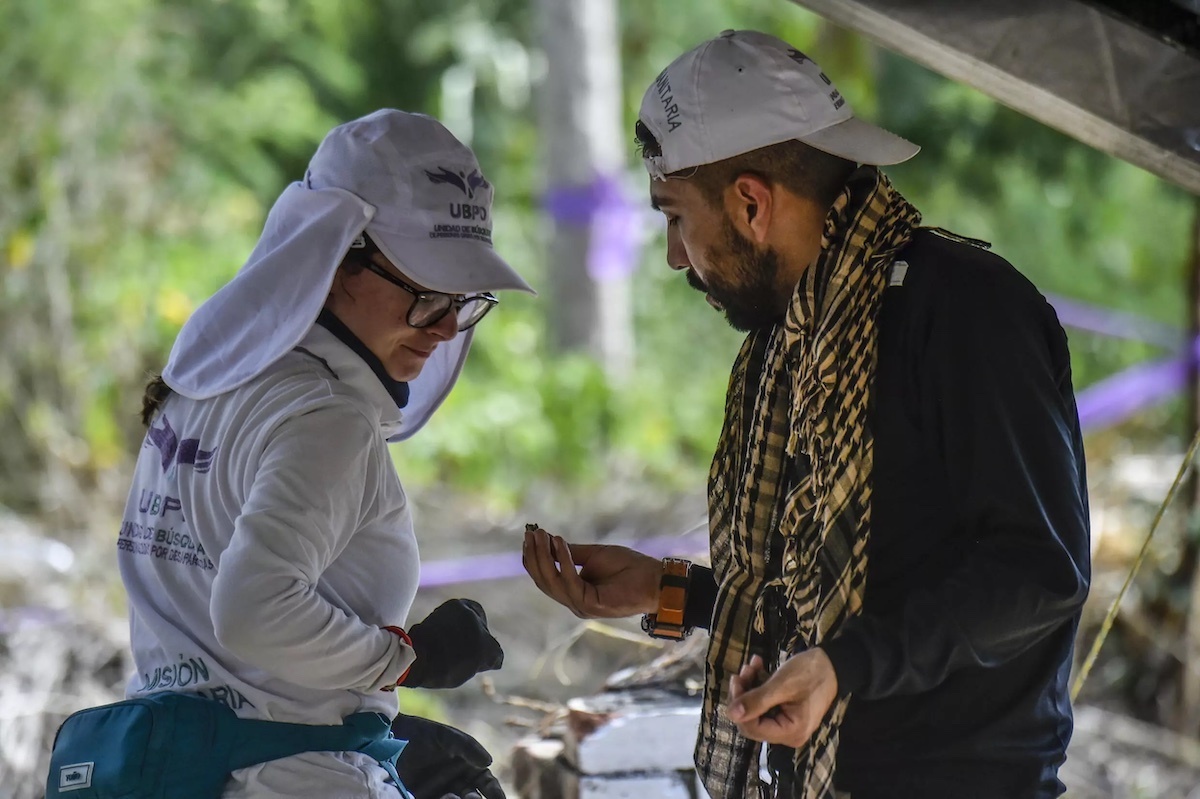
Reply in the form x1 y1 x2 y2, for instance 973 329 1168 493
535 0 633 381
1184 196 1200 733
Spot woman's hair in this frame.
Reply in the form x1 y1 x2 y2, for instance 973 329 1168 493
140 233 376 428
342 232 376 274
140 374 172 427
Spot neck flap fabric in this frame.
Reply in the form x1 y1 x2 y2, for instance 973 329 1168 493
696 166 922 799
161 181 472 441
314 308 410 409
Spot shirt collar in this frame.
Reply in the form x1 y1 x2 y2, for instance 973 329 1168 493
295 323 404 437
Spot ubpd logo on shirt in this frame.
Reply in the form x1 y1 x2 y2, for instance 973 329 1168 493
59 762 94 792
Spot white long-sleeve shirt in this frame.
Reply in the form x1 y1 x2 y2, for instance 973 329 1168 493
118 324 419 798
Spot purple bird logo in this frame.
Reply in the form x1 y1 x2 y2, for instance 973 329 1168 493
146 415 216 474
424 167 491 199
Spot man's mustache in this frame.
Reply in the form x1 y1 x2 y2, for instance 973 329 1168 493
685 269 707 293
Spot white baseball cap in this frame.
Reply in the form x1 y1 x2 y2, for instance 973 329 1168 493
638 29 919 179
306 109 534 295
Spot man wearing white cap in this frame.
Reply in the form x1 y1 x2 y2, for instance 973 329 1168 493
110 110 528 798
524 30 1090 799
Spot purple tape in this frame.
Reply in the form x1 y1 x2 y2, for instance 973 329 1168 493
419 529 709 588
0 605 72 633
1046 294 1182 348
1075 333 1200 430
1076 355 1189 430
543 173 645 281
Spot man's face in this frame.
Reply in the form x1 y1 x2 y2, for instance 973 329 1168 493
650 177 786 332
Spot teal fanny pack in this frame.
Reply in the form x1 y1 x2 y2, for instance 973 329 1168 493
45 692 410 799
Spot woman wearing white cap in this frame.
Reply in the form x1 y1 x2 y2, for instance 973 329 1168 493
66 110 531 799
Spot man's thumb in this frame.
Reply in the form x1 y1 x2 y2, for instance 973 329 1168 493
728 680 778 723
564 543 601 564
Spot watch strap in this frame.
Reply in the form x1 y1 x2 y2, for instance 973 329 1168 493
642 558 693 640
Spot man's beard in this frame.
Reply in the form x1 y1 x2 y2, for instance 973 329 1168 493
688 218 786 332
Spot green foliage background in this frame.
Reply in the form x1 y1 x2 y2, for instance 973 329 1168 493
0 0 1194 523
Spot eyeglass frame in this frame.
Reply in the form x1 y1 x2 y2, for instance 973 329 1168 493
352 251 499 332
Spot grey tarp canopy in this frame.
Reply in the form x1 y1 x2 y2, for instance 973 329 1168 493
788 0 1200 196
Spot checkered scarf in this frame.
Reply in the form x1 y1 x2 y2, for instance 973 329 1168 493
696 166 921 799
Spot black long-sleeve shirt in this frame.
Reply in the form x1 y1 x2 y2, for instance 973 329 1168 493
684 230 1091 799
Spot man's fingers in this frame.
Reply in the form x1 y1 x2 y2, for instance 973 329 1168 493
738 661 759 682
552 538 595 614
733 711 794 745
523 531 589 616
727 652 837 747
562 542 601 564
733 701 818 748
525 527 590 569
727 678 783 724
553 536 577 571
523 531 571 603
730 656 766 699
555 539 607 619
521 529 553 588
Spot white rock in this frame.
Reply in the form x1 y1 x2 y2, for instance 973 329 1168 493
567 693 701 774
580 773 694 799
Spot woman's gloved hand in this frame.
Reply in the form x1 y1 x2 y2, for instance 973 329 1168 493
403 599 504 689
391 714 506 799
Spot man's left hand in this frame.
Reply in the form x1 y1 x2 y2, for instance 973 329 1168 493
726 650 838 748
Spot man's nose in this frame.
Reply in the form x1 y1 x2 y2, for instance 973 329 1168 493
666 228 690 272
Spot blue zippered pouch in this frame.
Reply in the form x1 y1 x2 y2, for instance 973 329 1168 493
46 692 407 799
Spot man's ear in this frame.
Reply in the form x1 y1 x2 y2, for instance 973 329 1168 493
726 174 773 245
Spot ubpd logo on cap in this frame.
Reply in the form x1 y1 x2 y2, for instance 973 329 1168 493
424 166 490 199
59 762 94 792
425 165 492 225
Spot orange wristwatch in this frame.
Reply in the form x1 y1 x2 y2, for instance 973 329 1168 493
641 557 692 640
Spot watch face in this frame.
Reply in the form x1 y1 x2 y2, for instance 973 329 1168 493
641 614 655 634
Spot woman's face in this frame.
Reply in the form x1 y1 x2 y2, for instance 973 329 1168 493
324 253 459 382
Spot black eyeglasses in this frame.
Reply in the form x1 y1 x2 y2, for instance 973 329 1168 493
359 259 499 332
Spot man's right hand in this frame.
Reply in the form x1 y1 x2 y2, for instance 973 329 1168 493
522 526 661 619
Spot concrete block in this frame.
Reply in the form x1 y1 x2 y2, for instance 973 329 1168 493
566 691 701 774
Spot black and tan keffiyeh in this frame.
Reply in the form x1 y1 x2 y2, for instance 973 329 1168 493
696 166 922 799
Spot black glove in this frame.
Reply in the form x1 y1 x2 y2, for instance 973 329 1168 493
403 599 504 689
391 714 506 799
